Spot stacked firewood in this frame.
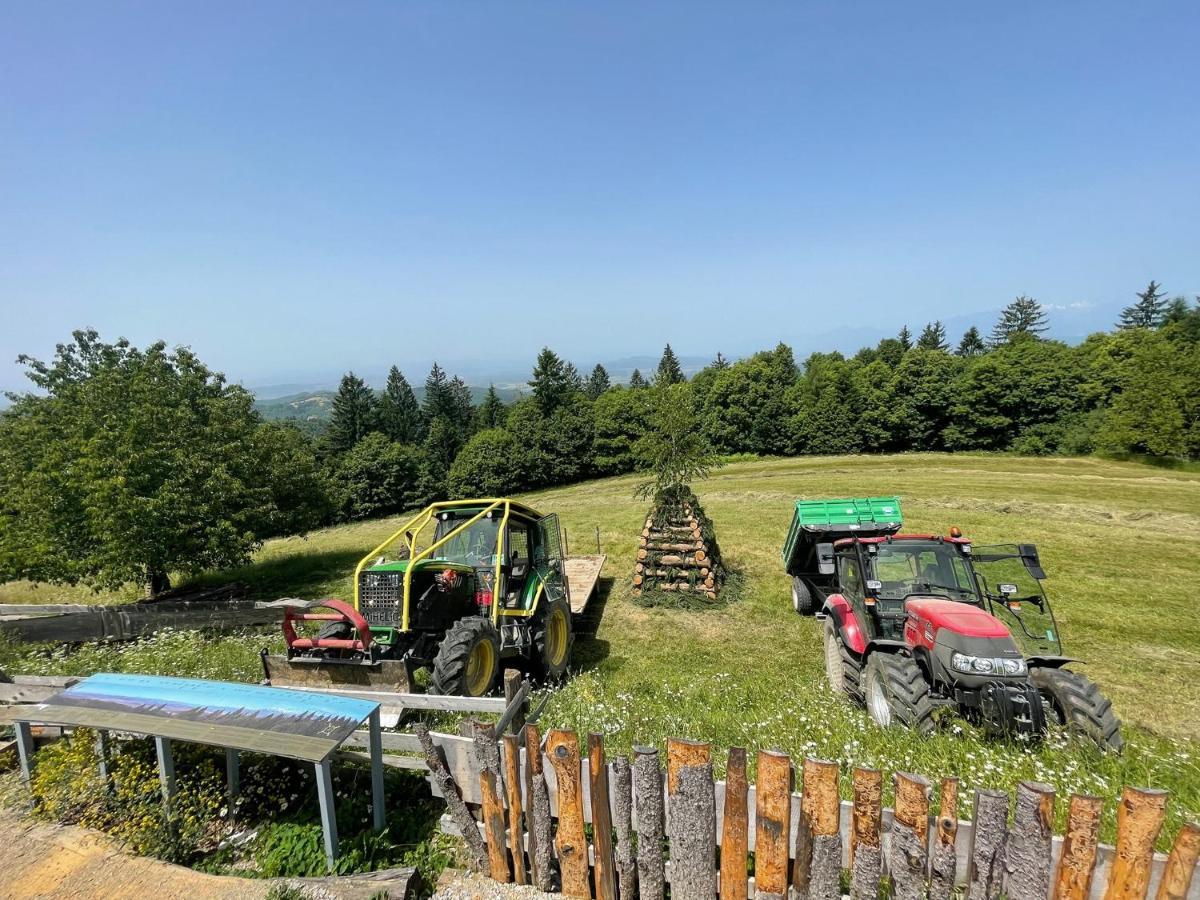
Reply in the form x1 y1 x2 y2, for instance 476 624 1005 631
633 487 724 599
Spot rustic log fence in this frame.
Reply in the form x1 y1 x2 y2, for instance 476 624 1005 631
440 729 1199 900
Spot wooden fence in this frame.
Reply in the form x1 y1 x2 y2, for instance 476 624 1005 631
437 728 1200 900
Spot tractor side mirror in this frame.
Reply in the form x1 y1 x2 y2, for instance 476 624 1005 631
1019 544 1046 580
816 543 835 575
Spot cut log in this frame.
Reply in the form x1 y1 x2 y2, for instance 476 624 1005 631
633 745 665 900
1157 822 1200 900
612 756 637 900
889 771 930 900
413 724 487 873
588 734 617 900
1104 787 1168 900
472 723 511 884
968 789 1009 900
522 724 555 892
720 747 749 900
849 767 882 900
546 729 590 898
502 734 526 885
929 777 959 900
1005 781 1055 900
666 738 716 899
754 749 790 900
1053 794 1103 900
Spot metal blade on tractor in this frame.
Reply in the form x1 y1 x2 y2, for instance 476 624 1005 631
261 654 413 693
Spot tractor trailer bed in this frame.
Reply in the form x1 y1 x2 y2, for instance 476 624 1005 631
564 554 606 614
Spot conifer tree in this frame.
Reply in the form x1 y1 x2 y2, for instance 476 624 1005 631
917 321 949 351
990 296 1048 346
1118 280 1168 329
377 366 423 443
712 352 730 370
898 325 913 351
475 384 507 430
585 364 611 399
956 326 986 357
529 347 575 413
628 369 648 388
326 372 377 452
655 343 685 385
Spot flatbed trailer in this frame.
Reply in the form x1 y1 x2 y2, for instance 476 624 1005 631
564 554 606 616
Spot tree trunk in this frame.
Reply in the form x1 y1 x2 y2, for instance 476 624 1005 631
147 565 171 598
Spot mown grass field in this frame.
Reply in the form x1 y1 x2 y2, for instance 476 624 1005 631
3 453 1198 847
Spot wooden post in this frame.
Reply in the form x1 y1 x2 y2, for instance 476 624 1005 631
315 759 338 872
889 772 930 900
666 738 716 899
547 729 590 898
473 723 511 884
95 731 113 794
929 777 959 900
502 734 527 885
1157 822 1200 900
368 709 385 833
1104 787 1168 900
155 736 176 821
523 724 555 892
589 734 618 900
13 721 34 784
1053 795 1104 900
504 669 526 735
804 758 841 900
968 789 1009 900
414 723 488 873
754 749 791 900
612 756 638 900
720 747 749 900
633 745 666 900
1005 781 1055 900
849 767 883 900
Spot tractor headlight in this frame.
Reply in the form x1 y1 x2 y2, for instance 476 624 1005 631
951 652 1027 676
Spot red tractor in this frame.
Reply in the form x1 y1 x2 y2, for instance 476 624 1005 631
784 497 1122 750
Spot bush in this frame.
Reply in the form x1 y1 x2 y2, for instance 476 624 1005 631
446 428 523 497
329 433 422 521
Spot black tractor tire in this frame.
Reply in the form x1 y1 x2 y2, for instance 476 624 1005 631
792 577 817 615
1031 667 1124 752
823 618 863 701
863 652 936 734
532 595 573 682
430 617 501 697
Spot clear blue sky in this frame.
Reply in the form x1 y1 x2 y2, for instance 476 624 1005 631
2 2 1197 393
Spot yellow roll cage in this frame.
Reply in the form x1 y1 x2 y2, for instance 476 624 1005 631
352 498 545 630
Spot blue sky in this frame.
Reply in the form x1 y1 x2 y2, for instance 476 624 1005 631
2 2 1197 394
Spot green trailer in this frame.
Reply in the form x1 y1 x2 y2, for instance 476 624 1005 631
782 497 903 614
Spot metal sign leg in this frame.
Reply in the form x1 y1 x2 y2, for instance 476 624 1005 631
369 709 385 832
155 736 176 819
14 722 34 784
225 748 240 812
315 759 339 871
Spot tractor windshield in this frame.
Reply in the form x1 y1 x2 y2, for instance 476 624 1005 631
869 542 977 601
430 512 501 569
971 544 1062 656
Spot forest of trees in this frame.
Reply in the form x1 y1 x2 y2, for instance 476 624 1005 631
1 287 1197 594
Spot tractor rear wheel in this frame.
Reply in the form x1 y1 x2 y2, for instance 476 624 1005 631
863 653 936 734
792 577 816 615
823 619 862 701
532 596 573 681
430 617 501 697
1031 667 1124 752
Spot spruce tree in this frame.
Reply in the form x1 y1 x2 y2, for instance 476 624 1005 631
916 321 949 352
898 325 913 351
475 384 506 429
563 361 584 392
422 362 451 422
377 366 423 443
655 343 685 385
1118 280 1168 329
628 368 648 388
326 372 378 453
956 326 986 357
529 347 574 413
712 352 730 370
585 364 611 399
989 295 1048 346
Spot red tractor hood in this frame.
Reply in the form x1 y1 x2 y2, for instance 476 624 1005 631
906 598 1011 638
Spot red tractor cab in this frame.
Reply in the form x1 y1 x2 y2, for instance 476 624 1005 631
783 498 1122 750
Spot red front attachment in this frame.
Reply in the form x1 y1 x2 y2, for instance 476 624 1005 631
282 598 373 654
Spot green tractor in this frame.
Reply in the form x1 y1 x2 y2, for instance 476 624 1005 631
264 498 604 697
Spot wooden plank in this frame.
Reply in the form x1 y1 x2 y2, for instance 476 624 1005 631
754 749 791 900
1006 781 1055 900
633 745 666 900
473 723 511 884
612 755 637 900
275 684 507 713
503 670 526 735
1054 795 1104 900
720 747 749 900
1104 787 1168 900
0 683 69 704
968 789 1009 900
929 777 959 900
801 758 841 900
564 554 606 613
666 738 716 899
589 734 617 900
524 724 555 892
0 599 279 643
0 604 94 615
850 767 882 900
547 729 590 898
889 771 930 900
1157 823 1200 900
502 734 527 885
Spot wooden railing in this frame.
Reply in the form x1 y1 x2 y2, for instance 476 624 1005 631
439 728 1200 900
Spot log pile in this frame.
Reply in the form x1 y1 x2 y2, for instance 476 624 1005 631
633 487 724 600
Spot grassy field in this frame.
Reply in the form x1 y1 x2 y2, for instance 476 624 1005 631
2 452 1198 847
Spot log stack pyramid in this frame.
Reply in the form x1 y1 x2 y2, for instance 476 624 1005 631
633 486 725 600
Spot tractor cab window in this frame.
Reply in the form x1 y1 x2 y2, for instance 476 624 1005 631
503 523 531 609
431 513 500 569
870 543 975 601
837 554 864 599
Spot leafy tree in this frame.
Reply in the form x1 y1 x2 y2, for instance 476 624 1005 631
633 383 720 499
325 372 377 453
584 364 611 400
791 354 862 455
1117 280 1168 329
447 429 524 497
474 385 507 430
700 346 796 455
0 331 328 595
886 349 963 449
529 348 576 413
592 387 650 476
330 433 422 520
956 326 987 357
1162 296 1200 345
376 366 423 443
898 325 913 351
990 295 1048 346
655 343 685 385
916 321 949 352
628 369 648 388
873 338 906 367
506 395 595 488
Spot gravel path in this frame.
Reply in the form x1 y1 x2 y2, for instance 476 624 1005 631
433 872 559 899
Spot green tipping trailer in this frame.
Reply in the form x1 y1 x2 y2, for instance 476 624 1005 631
782 497 903 614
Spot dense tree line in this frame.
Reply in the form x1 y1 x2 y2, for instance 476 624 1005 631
2 286 1197 594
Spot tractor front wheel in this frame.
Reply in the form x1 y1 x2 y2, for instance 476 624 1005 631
532 596 573 681
823 619 862 701
1031 667 1124 752
863 653 936 734
431 617 501 697
792 577 816 615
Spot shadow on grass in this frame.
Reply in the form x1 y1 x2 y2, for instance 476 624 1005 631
187 548 365 603
571 576 615 673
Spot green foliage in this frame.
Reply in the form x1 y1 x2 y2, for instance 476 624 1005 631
506 395 595 488
0 331 328 595
633 384 721 499
655 343 685 385
916 320 949 351
700 345 796 454
591 387 650 476
529 347 577 413
628 368 648 388
956 326 987 357
584 364 611 400
990 295 1049 346
473 385 507 431
1117 279 1168 329
325 372 379 454
897 324 913 351
376 366 423 443
329 433 422 520
447 428 523 497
